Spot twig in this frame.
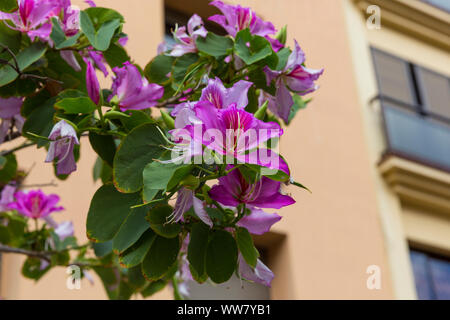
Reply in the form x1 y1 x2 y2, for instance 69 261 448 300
0 43 63 85
0 141 36 157
21 180 58 188
0 244 51 262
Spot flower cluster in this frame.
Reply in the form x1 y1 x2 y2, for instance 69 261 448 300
0 0 323 299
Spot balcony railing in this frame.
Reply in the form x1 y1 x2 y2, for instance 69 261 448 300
377 96 450 172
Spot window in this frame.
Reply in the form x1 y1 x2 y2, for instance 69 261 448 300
421 0 450 13
372 50 417 106
371 48 450 171
410 249 450 300
415 67 450 120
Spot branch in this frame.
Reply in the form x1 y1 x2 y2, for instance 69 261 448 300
0 44 63 85
0 141 36 157
155 91 193 109
0 244 51 262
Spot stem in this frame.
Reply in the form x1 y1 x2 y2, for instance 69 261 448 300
194 165 215 175
0 244 51 262
0 141 36 157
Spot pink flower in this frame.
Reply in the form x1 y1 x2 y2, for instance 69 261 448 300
169 14 207 57
262 40 324 122
0 0 61 41
0 97 25 144
109 62 164 111
209 166 294 209
8 189 64 219
84 58 100 105
45 120 80 175
208 0 282 51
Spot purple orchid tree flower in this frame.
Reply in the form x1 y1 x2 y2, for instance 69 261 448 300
169 14 207 57
208 0 282 51
118 36 128 47
45 120 80 175
84 58 100 105
86 49 109 76
7 189 64 219
238 253 274 287
0 0 61 41
54 221 74 241
0 97 25 144
171 77 252 128
0 185 16 212
180 102 288 173
170 187 213 227
109 62 164 111
209 166 295 209
262 40 324 122
59 0 79 37
236 208 281 235
84 0 96 7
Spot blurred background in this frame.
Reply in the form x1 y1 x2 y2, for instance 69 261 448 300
0 0 449 300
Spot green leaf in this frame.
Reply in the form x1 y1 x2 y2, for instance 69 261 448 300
22 96 57 147
172 53 199 86
21 90 51 117
120 110 154 132
93 266 120 299
0 0 18 12
113 123 167 193
206 230 238 284
0 42 47 87
235 29 273 66
0 154 17 183
93 157 112 183
93 241 113 257
119 229 156 268
85 7 124 26
55 97 97 114
142 161 188 202
103 43 129 68
50 18 81 50
146 204 181 239
117 280 134 300
0 23 21 61
80 11 120 51
144 55 175 84
142 235 180 281
196 32 234 58
167 165 193 191
141 280 167 298
127 265 147 290
287 94 309 124
188 222 209 279
86 184 141 242
235 227 259 268
22 257 50 280
0 156 7 170
160 110 175 130
276 47 291 71
89 132 116 167
113 206 150 253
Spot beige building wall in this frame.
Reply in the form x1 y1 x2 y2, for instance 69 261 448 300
1 0 399 299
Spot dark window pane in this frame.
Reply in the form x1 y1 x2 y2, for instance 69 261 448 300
410 251 435 300
383 103 450 170
430 257 450 299
416 67 450 120
372 50 416 105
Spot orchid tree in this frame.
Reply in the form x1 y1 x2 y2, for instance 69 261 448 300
0 0 323 299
